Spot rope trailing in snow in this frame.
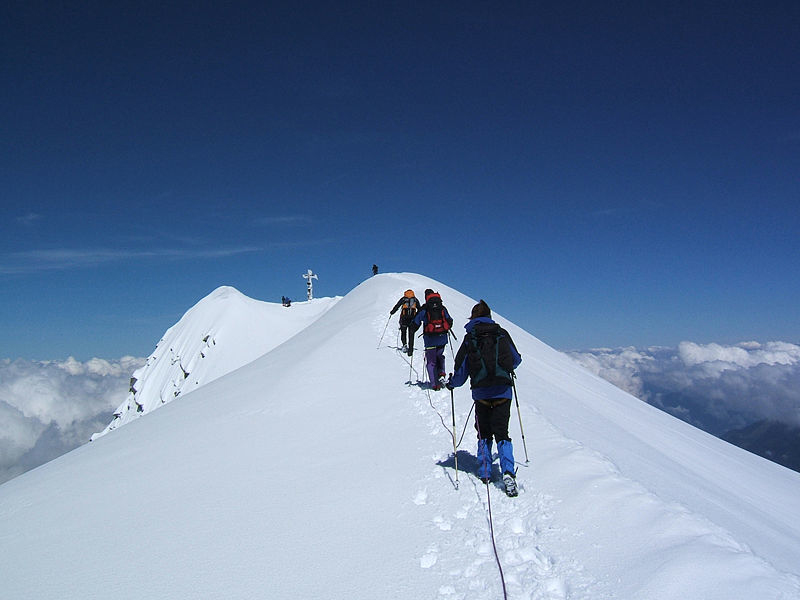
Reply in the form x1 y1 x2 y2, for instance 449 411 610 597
397 348 419 380
457 403 474 448
484 482 509 599
475 411 509 600
389 342 509 599
397 346 479 451
419 352 471 444
420 352 455 437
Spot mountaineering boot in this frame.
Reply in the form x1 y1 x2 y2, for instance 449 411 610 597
503 472 518 497
477 438 493 481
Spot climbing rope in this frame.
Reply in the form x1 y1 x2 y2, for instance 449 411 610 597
483 480 509 599
392 342 509 599
475 410 509 599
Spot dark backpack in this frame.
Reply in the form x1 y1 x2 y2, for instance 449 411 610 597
423 294 451 335
466 323 515 388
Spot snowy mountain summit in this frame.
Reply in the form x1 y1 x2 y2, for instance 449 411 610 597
91 286 339 439
2 273 800 599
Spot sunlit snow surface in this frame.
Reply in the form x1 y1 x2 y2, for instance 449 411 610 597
2 273 799 599
91 286 340 439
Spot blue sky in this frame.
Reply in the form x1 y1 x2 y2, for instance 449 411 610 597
2 1 798 360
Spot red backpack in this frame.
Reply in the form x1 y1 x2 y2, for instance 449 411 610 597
423 293 451 335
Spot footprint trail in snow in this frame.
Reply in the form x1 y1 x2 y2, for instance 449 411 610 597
376 316 585 599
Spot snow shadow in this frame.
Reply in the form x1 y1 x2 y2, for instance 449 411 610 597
407 380 438 390
437 450 503 486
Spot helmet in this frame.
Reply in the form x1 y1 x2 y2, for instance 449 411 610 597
404 289 415 298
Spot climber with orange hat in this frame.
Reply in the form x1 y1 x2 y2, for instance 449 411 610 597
389 289 420 356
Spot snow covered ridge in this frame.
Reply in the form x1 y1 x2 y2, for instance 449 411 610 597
2 273 800 599
91 286 340 440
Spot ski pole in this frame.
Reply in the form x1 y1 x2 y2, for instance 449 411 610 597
511 372 529 463
377 314 392 349
449 382 459 489
447 331 457 362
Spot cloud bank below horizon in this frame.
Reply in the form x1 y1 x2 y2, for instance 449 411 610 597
3 341 799 485
0 356 144 484
567 341 800 434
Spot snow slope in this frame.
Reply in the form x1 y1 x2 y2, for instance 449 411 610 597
1 273 799 599
91 286 340 439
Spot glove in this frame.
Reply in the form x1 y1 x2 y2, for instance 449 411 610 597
445 377 454 391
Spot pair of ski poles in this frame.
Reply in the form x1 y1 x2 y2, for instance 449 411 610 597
447 371 529 490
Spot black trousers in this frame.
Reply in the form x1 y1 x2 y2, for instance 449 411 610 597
474 398 511 442
399 322 414 352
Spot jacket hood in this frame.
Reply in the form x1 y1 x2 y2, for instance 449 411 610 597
464 316 495 333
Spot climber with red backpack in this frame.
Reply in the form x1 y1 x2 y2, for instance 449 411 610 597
389 289 419 356
410 289 454 390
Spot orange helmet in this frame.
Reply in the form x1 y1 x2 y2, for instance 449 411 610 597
404 289 415 298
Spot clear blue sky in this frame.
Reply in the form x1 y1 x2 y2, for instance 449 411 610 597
2 1 798 360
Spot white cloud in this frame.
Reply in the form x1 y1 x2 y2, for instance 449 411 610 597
255 215 312 226
5 342 797 484
55 356 142 377
0 356 144 484
569 346 653 398
15 213 42 226
568 341 800 433
0 247 262 275
678 341 800 369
